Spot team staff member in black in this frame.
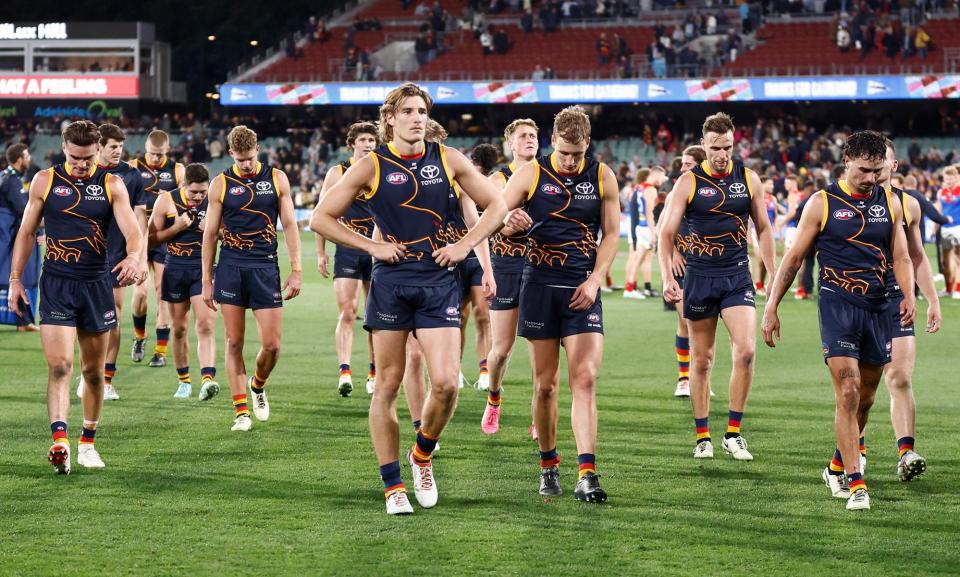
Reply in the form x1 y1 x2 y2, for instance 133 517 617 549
0 143 40 331
7 120 144 474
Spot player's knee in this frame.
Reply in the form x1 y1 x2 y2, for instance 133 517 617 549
226 337 245 358
195 318 215 337
338 305 357 323
732 346 755 370
836 383 860 410
473 307 490 329
260 340 281 359
570 362 599 390
49 359 73 381
885 368 911 392
535 379 559 402
691 352 714 375
80 365 102 388
430 378 459 404
172 324 189 341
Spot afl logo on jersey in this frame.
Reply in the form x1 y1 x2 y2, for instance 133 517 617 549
575 182 595 195
868 205 886 218
387 172 408 185
698 187 718 197
833 209 856 221
541 184 561 195
103 310 115 321
86 184 103 196
141 171 152 178
587 313 600 323
159 172 172 180
446 306 458 316
52 185 72 197
229 186 246 196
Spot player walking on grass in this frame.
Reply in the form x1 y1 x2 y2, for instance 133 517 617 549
130 130 183 367
659 113 776 461
498 106 620 502
311 83 507 515
623 166 665 299
763 130 915 511
316 122 379 397
149 163 220 401
7 120 144 473
202 126 303 432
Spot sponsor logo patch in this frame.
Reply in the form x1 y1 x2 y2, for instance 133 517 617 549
834 209 856 220
541 184 561 195
52 185 72 197
85 184 103 196
103 310 115 320
386 172 408 185
228 186 245 196
420 165 440 180
729 182 747 195
587 313 600 323
446 307 458 316
868 205 886 218
158 172 172 180
698 187 717 198
575 182 595 195
256 181 272 191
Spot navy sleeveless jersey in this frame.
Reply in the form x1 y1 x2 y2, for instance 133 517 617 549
219 162 281 266
817 181 895 311
524 155 605 285
138 157 179 216
164 188 208 268
685 160 753 276
101 160 144 264
884 186 909 299
365 141 457 285
42 164 113 280
491 163 528 274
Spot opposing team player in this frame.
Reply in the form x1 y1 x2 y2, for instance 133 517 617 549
316 122 379 396
659 113 776 460
201 126 303 432
76 123 147 401
939 166 960 299
752 177 785 295
149 163 220 401
624 166 666 299
877 139 941 481
763 130 915 511
311 83 507 515
498 106 620 502
130 130 183 367
7 120 144 473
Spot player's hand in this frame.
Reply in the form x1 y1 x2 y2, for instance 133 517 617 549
6 279 27 317
900 294 916 328
370 241 406 263
113 255 141 286
761 307 781 348
196 217 206 232
317 253 330 278
481 267 497 300
174 212 194 231
671 254 686 278
202 278 218 311
662 277 682 304
433 242 471 267
36 234 46 246
569 275 601 311
926 302 942 334
502 209 532 236
283 270 302 300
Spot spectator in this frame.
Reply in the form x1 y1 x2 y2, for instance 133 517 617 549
706 13 717 35
480 28 494 55
882 25 899 59
532 64 545 80
617 54 633 78
597 32 612 65
837 26 851 52
915 25 930 60
544 65 555 79
305 15 318 39
740 1 752 34
521 9 534 32
613 33 629 58
493 28 511 54
415 33 430 65
317 20 330 42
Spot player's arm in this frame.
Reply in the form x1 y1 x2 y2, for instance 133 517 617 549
314 166 342 278
570 164 619 311
151 193 189 244
910 188 950 226
275 169 302 300
311 155 404 262
747 169 777 279
175 162 185 186
497 166 534 237
778 193 798 229
434 147 508 267
201 174 225 311
904 195 941 333
5 170 49 315
642 185 658 248
108 174 146 286
458 184 497 298
889 194 916 327
762 191 825 347
657 171 692 303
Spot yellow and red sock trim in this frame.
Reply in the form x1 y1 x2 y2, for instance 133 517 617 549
232 394 249 416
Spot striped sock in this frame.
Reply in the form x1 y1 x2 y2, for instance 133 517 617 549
155 327 170 356
828 449 845 475
479 358 488 376
51 421 68 445
412 430 438 464
859 436 867 456
380 461 405 497
79 420 97 446
412 419 421 432
725 410 743 438
104 363 116 386
177 366 190 384
676 335 690 380
232 394 249 416
897 436 915 458
132 314 147 340
201 367 216 383
577 453 596 478
539 447 560 469
695 417 710 445
339 363 351 378
251 371 267 393
368 362 376 379
848 472 866 493
487 388 501 406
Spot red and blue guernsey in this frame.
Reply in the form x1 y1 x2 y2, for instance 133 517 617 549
164 188 208 266
337 159 376 242
941 184 960 231
685 160 753 275
364 141 457 284
817 180 894 311
219 162 281 265
490 162 529 274
524 154 606 285
42 164 114 280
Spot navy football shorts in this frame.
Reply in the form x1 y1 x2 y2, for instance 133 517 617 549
886 293 915 339
489 271 522 311
683 269 754 320
818 289 892 366
39 273 117 333
214 264 283 310
334 246 372 281
364 277 461 332
518 281 603 340
162 266 204 303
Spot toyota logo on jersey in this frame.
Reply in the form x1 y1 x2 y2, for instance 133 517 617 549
420 165 440 179
868 205 886 218
575 182 595 195
834 209 856 220
159 172 172 179
256 181 272 191
86 184 103 196
387 172 408 185
729 182 746 195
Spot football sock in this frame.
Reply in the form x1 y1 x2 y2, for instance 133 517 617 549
725 410 743 439
577 453 596 478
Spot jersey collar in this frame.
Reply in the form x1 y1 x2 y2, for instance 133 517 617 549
388 141 425 160
838 179 872 200
701 160 732 178
549 152 584 176
146 156 167 170
67 164 98 179
232 162 262 178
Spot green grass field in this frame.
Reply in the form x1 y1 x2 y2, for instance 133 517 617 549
2 234 958 577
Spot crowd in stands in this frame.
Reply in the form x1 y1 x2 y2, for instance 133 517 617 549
833 3 935 59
